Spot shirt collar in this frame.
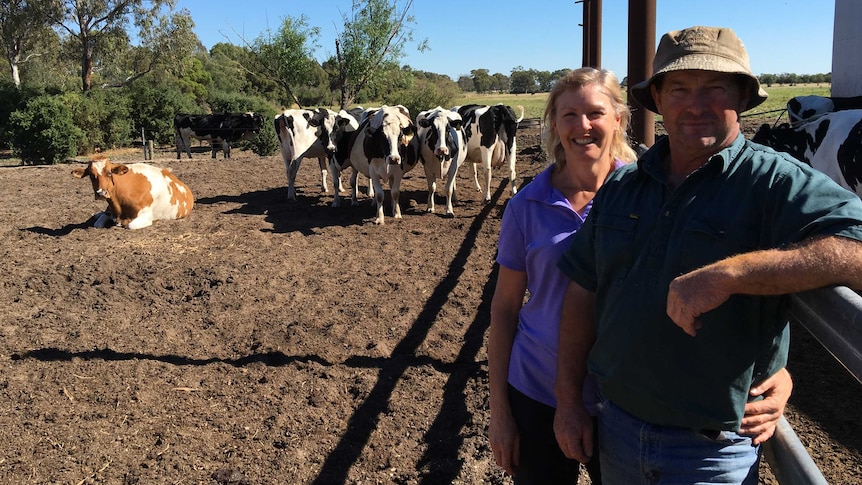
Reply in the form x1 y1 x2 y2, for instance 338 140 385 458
638 132 746 181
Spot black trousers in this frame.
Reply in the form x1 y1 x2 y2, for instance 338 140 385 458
508 385 601 485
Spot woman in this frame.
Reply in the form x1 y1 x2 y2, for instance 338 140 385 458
488 67 635 484
487 68 792 484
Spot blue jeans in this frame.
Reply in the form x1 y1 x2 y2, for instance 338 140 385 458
597 399 761 485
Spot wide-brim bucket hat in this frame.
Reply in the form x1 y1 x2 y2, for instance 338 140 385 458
630 26 769 114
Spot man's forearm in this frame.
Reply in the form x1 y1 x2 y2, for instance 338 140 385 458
712 235 862 295
555 282 596 407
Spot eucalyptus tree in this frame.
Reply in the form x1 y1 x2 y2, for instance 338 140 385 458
50 0 195 91
0 0 62 89
249 15 320 108
333 0 426 109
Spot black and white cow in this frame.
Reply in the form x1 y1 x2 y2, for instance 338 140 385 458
416 107 467 217
787 95 862 124
274 108 359 201
346 105 419 224
454 104 524 202
174 112 264 159
752 109 862 197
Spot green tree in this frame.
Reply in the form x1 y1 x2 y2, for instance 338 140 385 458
456 75 473 92
333 0 427 109
471 68 491 94
50 0 178 91
250 15 320 108
0 0 63 88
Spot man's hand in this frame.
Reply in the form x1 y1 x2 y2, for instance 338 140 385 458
666 266 732 336
741 368 793 444
553 402 594 463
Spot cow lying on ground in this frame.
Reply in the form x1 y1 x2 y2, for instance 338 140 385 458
346 105 419 224
71 157 194 229
416 107 467 217
174 112 264 159
752 109 862 197
787 95 862 124
454 104 524 202
274 108 359 200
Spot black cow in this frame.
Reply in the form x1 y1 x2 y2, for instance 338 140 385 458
174 112 264 159
454 104 524 202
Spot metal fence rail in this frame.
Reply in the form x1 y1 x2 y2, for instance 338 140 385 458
761 285 862 484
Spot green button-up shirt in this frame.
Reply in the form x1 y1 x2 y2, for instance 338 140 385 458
558 133 862 431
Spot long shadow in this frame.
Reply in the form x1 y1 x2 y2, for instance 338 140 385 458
18 347 333 369
309 180 508 485
416 260 498 482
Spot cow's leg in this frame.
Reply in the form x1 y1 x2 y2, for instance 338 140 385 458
444 162 458 217
508 140 518 195
370 171 386 225
350 170 361 206
424 164 437 213
286 158 303 201
472 160 482 193
483 151 493 203
317 157 329 193
330 160 343 207
224 141 231 159
391 173 403 220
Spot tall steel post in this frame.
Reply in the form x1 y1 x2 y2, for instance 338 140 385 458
628 0 656 147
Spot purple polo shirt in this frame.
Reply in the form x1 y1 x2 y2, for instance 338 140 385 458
497 160 625 407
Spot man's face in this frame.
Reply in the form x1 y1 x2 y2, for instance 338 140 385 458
652 70 749 157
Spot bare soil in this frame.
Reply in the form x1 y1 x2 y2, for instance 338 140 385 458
0 123 859 484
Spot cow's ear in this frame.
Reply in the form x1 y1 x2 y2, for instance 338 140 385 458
71 167 86 179
450 119 463 130
111 165 129 176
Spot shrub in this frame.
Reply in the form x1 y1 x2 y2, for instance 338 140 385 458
9 94 83 165
73 89 133 153
387 78 459 122
127 79 198 145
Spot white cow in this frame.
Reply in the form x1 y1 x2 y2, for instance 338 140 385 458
274 108 359 200
346 105 419 224
454 104 524 203
416 107 467 217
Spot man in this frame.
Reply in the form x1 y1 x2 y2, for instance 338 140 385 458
553 26 862 484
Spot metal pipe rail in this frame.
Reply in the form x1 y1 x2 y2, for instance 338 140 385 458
761 285 862 484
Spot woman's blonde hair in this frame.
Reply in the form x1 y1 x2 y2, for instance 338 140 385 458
542 67 637 168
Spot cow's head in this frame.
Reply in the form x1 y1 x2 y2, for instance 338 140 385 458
417 107 464 162
364 105 416 166
71 158 129 201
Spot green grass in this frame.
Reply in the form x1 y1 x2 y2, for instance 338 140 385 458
453 92 549 120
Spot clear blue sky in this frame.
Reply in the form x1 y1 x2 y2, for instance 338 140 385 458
173 0 835 80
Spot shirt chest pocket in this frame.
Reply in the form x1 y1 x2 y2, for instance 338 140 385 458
594 213 639 278
679 218 760 273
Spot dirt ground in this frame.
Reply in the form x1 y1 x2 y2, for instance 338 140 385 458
0 122 860 484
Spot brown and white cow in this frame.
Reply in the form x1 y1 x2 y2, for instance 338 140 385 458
71 157 194 229
454 104 524 203
416 107 467 217
274 108 359 201
174 112 264 159
346 105 419 225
